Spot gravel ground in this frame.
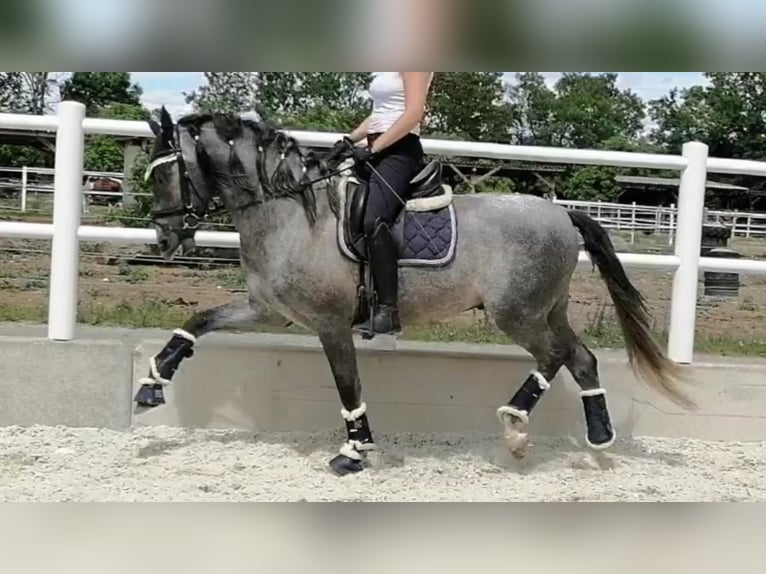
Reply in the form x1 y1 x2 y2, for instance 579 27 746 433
1 425 765 502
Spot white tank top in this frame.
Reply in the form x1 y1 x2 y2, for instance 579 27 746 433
368 72 433 136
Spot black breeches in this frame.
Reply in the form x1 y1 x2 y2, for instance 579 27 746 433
362 133 424 236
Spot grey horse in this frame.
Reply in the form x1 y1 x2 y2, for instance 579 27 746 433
135 107 694 476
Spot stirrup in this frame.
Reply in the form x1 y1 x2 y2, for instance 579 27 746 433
373 304 401 335
353 305 401 338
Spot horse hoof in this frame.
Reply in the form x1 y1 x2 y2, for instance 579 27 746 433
329 455 364 476
134 383 166 408
505 431 529 460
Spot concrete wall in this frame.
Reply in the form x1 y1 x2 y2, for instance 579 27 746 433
2 325 766 442
0 335 132 430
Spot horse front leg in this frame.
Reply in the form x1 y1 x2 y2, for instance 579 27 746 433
318 328 377 476
134 299 287 409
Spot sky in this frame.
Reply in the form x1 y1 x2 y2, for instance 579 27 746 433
132 72 710 118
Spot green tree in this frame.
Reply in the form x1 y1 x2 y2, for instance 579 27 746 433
0 73 59 167
187 72 516 139
507 72 557 146
186 73 372 130
0 73 24 112
548 73 645 149
650 73 766 160
559 166 621 202
84 103 151 173
256 72 372 130
649 85 712 154
60 73 143 117
506 73 648 202
649 73 766 209
0 145 52 169
180 72 656 203
184 72 259 114
59 73 150 173
425 73 514 142
507 73 647 150
0 72 58 114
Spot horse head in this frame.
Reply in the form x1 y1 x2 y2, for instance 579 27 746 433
145 106 220 260
145 107 333 260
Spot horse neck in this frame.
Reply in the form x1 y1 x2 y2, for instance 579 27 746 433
221 179 334 263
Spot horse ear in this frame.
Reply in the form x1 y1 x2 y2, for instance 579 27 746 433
160 106 174 131
148 119 161 138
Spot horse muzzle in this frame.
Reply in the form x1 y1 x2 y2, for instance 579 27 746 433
155 226 197 261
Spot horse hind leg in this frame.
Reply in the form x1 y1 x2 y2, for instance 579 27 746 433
548 302 617 452
493 297 617 460
494 317 569 460
564 339 617 452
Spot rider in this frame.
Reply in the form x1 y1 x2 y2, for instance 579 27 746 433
333 72 435 336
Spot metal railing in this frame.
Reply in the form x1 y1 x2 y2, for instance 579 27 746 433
1 101 766 365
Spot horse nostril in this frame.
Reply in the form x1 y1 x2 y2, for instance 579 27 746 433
158 239 169 252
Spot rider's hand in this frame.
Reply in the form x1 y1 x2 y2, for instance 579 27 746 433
352 146 374 166
327 136 355 162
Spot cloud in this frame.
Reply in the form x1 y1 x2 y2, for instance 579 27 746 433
131 72 205 90
139 88 195 118
616 72 710 100
131 72 205 117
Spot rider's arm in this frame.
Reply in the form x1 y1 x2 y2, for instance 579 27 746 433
348 115 372 144
368 72 431 154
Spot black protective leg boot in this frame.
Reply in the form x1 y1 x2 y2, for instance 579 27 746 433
354 222 401 336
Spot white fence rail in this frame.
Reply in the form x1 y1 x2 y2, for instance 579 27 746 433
8 166 766 241
555 199 766 242
1 102 766 365
0 166 125 213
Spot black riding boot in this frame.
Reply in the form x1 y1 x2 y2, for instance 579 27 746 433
354 222 401 336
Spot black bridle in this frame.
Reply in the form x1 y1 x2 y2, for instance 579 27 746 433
145 130 208 232
144 126 355 234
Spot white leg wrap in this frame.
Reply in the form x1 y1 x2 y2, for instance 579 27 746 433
140 356 172 387
341 402 367 422
339 443 364 461
585 432 617 451
173 328 197 344
138 330 195 388
495 370 550 426
497 406 529 426
338 403 377 461
580 389 607 398
339 440 378 461
531 370 551 392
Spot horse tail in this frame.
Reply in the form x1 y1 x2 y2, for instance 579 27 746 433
567 210 696 410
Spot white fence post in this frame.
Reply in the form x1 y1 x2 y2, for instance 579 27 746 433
47 101 86 342
668 141 709 364
21 166 28 212
669 204 676 247
630 202 636 244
